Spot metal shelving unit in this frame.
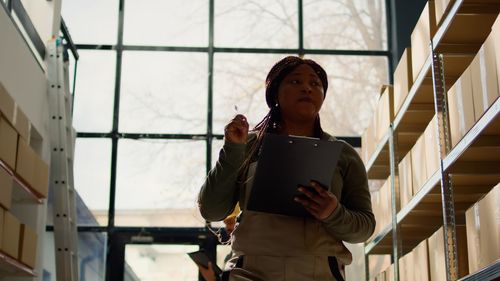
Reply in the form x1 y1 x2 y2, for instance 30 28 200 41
0 251 36 277
364 0 500 280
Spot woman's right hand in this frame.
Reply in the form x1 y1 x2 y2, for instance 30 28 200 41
224 114 249 144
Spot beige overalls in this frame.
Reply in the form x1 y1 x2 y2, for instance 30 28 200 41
226 163 353 281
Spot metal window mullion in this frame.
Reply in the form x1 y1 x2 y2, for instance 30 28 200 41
207 0 214 174
105 0 124 280
298 0 304 56
430 45 458 281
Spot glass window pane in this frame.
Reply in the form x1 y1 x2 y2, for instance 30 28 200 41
123 0 208 46
306 55 388 136
119 51 207 134
215 0 298 48
125 244 199 281
213 53 292 134
74 138 111 226
72 50 116 133
115 139 206 227
304 0 387 50
61 0 118 44
211 139 224 169
78 232 107 281
42 231 108 281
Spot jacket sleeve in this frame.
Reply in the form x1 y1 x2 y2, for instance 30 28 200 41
198 140 246 222
322 143 376 243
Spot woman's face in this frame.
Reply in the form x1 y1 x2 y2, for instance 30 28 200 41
277 64 325 124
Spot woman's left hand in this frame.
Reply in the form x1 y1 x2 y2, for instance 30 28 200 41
295 181 338 220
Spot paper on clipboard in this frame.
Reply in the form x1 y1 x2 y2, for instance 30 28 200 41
246 133 343 217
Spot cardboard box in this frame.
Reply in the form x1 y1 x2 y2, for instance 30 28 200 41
399 251 415 281
447 67 475 148
428 227 446 281
394 48 413 116
19 224 37 268
492 16 500 91
413 239 430 281
13 105 31 142
411 134 427 194
369 255 391 280
369 177 392 241
362 121 376 165
34 157 49 197
385 264 394 281
376 85 394 143
15 137 36 189
0 83 15 124
398 151 413 208
424 115 440 178
0 167 13 210
434 0 452 25
2 211 20 258
429 226 469 280
15 137 49 197
0 116 18 170
411 1 437 82
466 184 500 273
471 34 499 121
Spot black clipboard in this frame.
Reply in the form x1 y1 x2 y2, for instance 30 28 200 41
187 250 223 276
246 133 343 217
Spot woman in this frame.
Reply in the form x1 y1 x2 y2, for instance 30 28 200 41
198 56 375 281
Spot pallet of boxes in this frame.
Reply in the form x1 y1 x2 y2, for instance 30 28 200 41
0 82 48 274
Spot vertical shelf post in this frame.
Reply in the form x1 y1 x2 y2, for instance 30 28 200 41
389 125 401 281
430 45 459 281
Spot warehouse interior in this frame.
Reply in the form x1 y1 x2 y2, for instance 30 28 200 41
0 0 499 280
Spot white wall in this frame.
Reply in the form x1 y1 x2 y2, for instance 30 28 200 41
19 0 62 42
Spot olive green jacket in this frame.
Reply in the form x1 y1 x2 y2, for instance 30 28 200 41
198 132 375 244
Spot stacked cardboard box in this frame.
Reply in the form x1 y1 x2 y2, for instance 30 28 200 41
428 225 469 280
393 48 413 117
411 1 437 82
19 224 37 268
465 183 499 274
1 211 20 259
398 151 413 208
369 177 392 241
361 86 394 165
